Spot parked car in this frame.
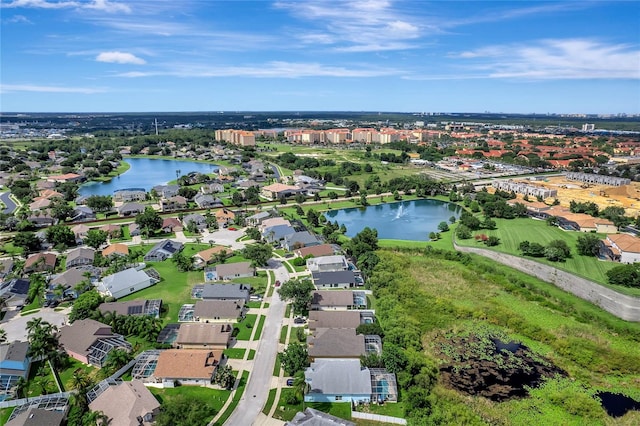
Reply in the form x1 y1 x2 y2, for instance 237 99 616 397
286 378 294 386
293 317 306 324
275 280 281 287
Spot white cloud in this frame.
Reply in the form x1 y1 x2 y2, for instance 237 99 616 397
96 51 145 64
115 61 400 78
276 0 423 52
0 83 105 94
3 14 32 23
454 39 640 80
2 0 130 13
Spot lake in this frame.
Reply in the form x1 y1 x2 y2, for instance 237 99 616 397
324 199 463 241
79 158 219 197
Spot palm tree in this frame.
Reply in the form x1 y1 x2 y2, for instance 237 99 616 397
14 376 27 399
293 371 310 405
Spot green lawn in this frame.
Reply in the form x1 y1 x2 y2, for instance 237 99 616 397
272 389 353 422
279 325 288 344
253 315 266 341
118 259 204 324
0 408 13 425
455 217 636 296
247 349 256 360
236 314 257 340
231 271 268 296
213 371 249 426
273 353 282 377
150 385 230 416
262 388 278 415
58 358 98 391
355 401 406 418
223 348 246 359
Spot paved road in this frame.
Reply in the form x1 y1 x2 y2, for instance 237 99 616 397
224 259 289 426
0 192 17 214
1 307 70 342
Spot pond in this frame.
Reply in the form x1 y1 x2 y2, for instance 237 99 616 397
79 158 219 197
324 199 463 241
597 392 640 417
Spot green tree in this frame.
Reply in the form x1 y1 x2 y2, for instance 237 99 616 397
85 229 108 249
437 221 449 232
280 342 309 375
26 318 60 364
135 207 162 236
576 233 602 257
27 273 47 306
245 227 261 241
46 224 76 248
545 239 571 261
606 263 640 288
156 396 217 426
232 191 244 206
172 250 195 272
455 224 472 239
213 365 235 389
102 348 133 376
69 290 103 322
50 198 74 221
278 278 315 316
13 231 41 254
86 195 113 212
242 243 273 267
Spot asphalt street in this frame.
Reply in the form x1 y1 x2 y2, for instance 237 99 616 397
224 259 289 426
0 192 17 214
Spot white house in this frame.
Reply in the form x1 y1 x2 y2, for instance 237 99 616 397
96 268 158 300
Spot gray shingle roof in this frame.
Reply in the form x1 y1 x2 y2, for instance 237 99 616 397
201 283 251 300
312 271 356 286
305 359 371 396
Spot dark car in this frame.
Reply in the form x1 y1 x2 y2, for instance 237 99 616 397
286 378 295 386
293 317 306 324
275 280 281 287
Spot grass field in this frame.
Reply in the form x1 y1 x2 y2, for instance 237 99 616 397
236 314 257 340
150 385 230 420
454 217 638 296
223 348 246 359
253 315 266 340
213 370 249 426
371 248 640 425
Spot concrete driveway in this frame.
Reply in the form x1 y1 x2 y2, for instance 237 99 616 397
202 228 247 250
1 307 70 342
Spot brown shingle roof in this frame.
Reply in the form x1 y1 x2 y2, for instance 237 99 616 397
88 380 159 426
295 244 336 258
196 246 233 263
101 243 129 257
24 252 57 271
308 328 365 358
311 290 354 307
58 319 115 357
308 311 362 330
607 233 640 253
153 349 221 379
176 323 233 346
193 300 245 321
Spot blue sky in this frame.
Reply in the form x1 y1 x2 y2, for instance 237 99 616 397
1 0 639 113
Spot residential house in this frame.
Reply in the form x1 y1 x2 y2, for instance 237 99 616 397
263 224 295 243
153 184 179 198
245 211 271 227
88 380 160 426
101 243 129 257
602 234 640 263
96 268 159 299
283 231 321 251
161 217 183 233
48 267 90 301
214 262 255 280
304 359 372 404
311 291 367 311
24 252 57 273
0 341 31 401
160 195 188 212
65 247 95 269
194 246 233 267
100 224 122 239
71 224 90 245
0 258 14 280
312 271 357 289
556 212 617 233
174 323 233 350
0 278 30 310
143 239 183 262
200 183 225 194
182 213 207 231
27 213 56 228
194 193 224 209
193 300 246 323
200 283 252 303
58 319 131 367
113 189 146 202
152 349 222 387
98 299 162 318
307 328 368 360
287 408 355 426
215 209 236 227
295 244 338 259
306 255 349 273
259 217 291 233
70 206 96 222
261 183 303 199
5 407 66 426
128 222 141 237
308 311 375 331
47 173 82 183
117 202 145 217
